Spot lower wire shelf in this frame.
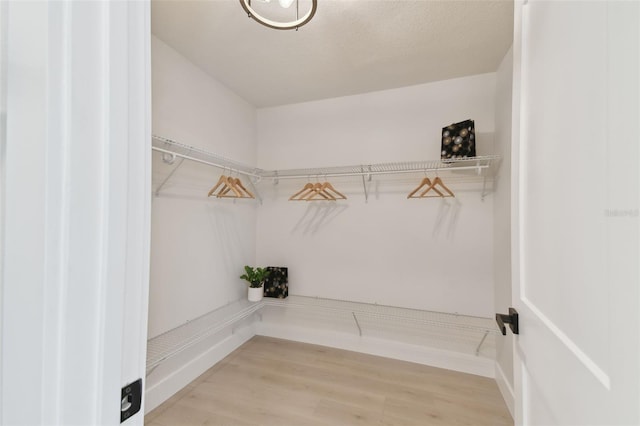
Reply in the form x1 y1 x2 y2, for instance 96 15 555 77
146 295 499 375
261 296 498 358
146 299 262 375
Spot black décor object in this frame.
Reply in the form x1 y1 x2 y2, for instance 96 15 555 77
496 308 519 335
441 119 476 159
264 267 288 298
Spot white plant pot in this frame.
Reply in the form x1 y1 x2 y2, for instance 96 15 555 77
248 285 264 302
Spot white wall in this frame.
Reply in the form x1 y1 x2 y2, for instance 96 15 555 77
256 74 497 318
493 46 514 416
149 36 258 338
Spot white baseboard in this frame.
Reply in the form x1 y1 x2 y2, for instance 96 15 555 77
495 361 515 419
144 324 255 413
256 322 495 378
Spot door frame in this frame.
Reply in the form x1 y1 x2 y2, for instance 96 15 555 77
510 0 524 423
0 2 151 425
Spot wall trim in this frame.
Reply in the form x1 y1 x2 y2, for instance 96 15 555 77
495 360 515 419
257 322 495 378
144 325 255 413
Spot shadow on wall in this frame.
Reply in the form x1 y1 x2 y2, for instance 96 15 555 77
432 198 462 240
206 201 254 272
291 202 349 235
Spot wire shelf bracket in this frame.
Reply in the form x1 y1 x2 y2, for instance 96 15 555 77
352 312 363 336
360 165 373 202
152 135 265 201
154 157 185 196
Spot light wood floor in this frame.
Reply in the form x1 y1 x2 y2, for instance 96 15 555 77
145 336 513 426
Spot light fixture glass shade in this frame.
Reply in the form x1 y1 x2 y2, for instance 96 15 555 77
240 0 317 30
278 0 295 8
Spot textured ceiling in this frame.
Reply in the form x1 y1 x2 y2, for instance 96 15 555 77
151 0 514 108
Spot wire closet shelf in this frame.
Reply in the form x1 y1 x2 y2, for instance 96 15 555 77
146 295 499 374
262 296 498 357
146 299 261 374
262 296 496 333
152 135 264 179
151 135 500 181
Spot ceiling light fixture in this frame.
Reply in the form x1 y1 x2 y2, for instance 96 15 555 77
240 0 317 30
278 0 295 9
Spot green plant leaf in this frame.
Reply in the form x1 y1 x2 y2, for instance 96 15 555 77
240 265 271 287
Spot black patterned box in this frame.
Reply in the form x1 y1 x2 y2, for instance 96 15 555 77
264 267 288 299
441 119 476 159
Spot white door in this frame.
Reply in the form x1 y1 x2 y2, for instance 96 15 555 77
510 0 639 425
1 1 151 425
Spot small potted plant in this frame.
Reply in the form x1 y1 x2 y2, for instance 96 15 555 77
240 265 270 302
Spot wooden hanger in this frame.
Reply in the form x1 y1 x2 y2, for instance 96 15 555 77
419 176 454 198
218 176 243 198
208 175 254 199
217 177 254 198
289 183 316 201
208 174 232 197
232 177 255 198
319 182 347 200
407 177 444 198
305 183 335 201
290 182 330 201
289 181 346 201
